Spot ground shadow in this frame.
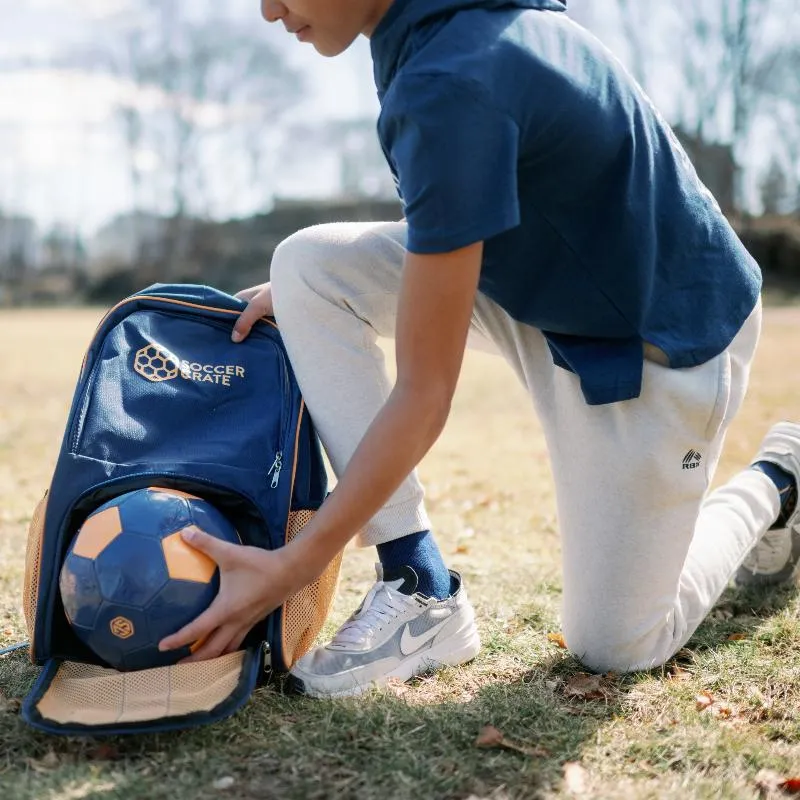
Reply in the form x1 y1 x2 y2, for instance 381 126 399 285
0 582 796 800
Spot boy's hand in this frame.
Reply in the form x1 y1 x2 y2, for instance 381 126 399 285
158 526 297 662
232 282 273 343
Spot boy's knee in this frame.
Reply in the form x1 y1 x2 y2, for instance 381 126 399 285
269 225 337 300
563 620 679 675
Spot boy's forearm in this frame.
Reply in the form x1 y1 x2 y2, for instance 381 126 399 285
282 383 449 586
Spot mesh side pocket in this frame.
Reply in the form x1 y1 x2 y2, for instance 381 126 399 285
281 510 343 668
35 652 246 726
23 491 49 651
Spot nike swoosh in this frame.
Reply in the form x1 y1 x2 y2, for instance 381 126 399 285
399 616 453 656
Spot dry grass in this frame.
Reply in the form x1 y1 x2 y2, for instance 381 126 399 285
0 305 799 799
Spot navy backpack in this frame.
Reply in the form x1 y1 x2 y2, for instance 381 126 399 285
20 284 340 736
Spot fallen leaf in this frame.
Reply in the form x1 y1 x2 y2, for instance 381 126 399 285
710 703 738 720
476 725 505 748
563 761 589 795
212 776 236 791
563 673 616 702
2 627 13 636
475 725 549 758
695 692 714 711
547 632 567 649
727 633 748 641
454 545 470 555
88 744 121 761
781 777 800 794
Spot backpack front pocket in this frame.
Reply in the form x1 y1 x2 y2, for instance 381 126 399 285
68 311 290 477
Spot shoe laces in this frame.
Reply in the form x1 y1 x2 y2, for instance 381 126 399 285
330 582 416 648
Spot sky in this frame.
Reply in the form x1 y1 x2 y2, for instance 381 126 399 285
0 0 387 235
0 1 792 238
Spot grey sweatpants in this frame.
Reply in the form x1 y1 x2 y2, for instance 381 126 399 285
269 221 775 673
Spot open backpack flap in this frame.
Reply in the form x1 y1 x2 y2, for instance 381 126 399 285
20 283 341 736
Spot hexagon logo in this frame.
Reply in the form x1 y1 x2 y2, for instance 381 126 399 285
110 615 135 639
134 345 179 383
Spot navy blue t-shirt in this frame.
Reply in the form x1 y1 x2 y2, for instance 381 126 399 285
371 0 761 405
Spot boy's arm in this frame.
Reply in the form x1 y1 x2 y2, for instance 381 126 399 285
160 242 483 661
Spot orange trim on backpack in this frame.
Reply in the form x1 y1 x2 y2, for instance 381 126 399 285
79 295 278 376
281 399 309 664
283 399 305 547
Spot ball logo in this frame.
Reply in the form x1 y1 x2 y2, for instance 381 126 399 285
133 343 246 387
135 345 179 382
110 616 135 639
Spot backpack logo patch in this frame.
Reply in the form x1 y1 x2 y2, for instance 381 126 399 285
135 345 180 382
134 344 246 387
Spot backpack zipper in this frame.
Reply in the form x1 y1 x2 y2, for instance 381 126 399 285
267 452 283 489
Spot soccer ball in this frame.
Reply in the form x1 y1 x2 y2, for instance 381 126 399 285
59 487 240 671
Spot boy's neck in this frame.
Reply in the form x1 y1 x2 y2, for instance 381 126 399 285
363 0 396 37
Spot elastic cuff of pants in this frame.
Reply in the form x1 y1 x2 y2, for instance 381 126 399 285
356 498 432 548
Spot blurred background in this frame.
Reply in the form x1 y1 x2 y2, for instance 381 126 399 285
1 0 799 305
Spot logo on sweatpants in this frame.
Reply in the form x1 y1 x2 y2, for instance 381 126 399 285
682 449 703 470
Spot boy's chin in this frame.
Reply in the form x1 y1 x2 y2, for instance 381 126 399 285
312 36 357 58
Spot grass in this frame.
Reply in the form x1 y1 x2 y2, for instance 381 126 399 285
1 305 800 799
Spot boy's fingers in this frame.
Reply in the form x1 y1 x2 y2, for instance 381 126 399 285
180 526 237 566
231 300 266 343
158 604 224 652
234 286 260 302
222 626 250 656
179 625 237 663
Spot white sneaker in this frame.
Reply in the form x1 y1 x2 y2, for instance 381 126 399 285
289 565 481 698
736 422 800 587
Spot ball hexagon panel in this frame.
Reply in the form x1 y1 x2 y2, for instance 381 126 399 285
70 506 123 559
188 500 241 546
95 533 169 607
146 577 218 644
148 487 201 501
86 602 153 668
121 642 189 672
161 530 218 583
117 489 193 540
59 553 103 629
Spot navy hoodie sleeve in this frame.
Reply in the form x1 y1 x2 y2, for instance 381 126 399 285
378 72 521 254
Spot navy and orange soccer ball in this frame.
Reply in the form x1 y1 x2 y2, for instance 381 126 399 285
59 487 240 671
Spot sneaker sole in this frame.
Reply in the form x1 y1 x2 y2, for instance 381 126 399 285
293 626 482 700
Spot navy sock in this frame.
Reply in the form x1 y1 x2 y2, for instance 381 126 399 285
376 530 451 600
753 461 798 529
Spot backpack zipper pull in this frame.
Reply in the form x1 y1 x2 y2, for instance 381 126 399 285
262 641 272 671
268 451 283 489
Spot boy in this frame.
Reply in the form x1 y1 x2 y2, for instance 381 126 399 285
159 0 800 698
